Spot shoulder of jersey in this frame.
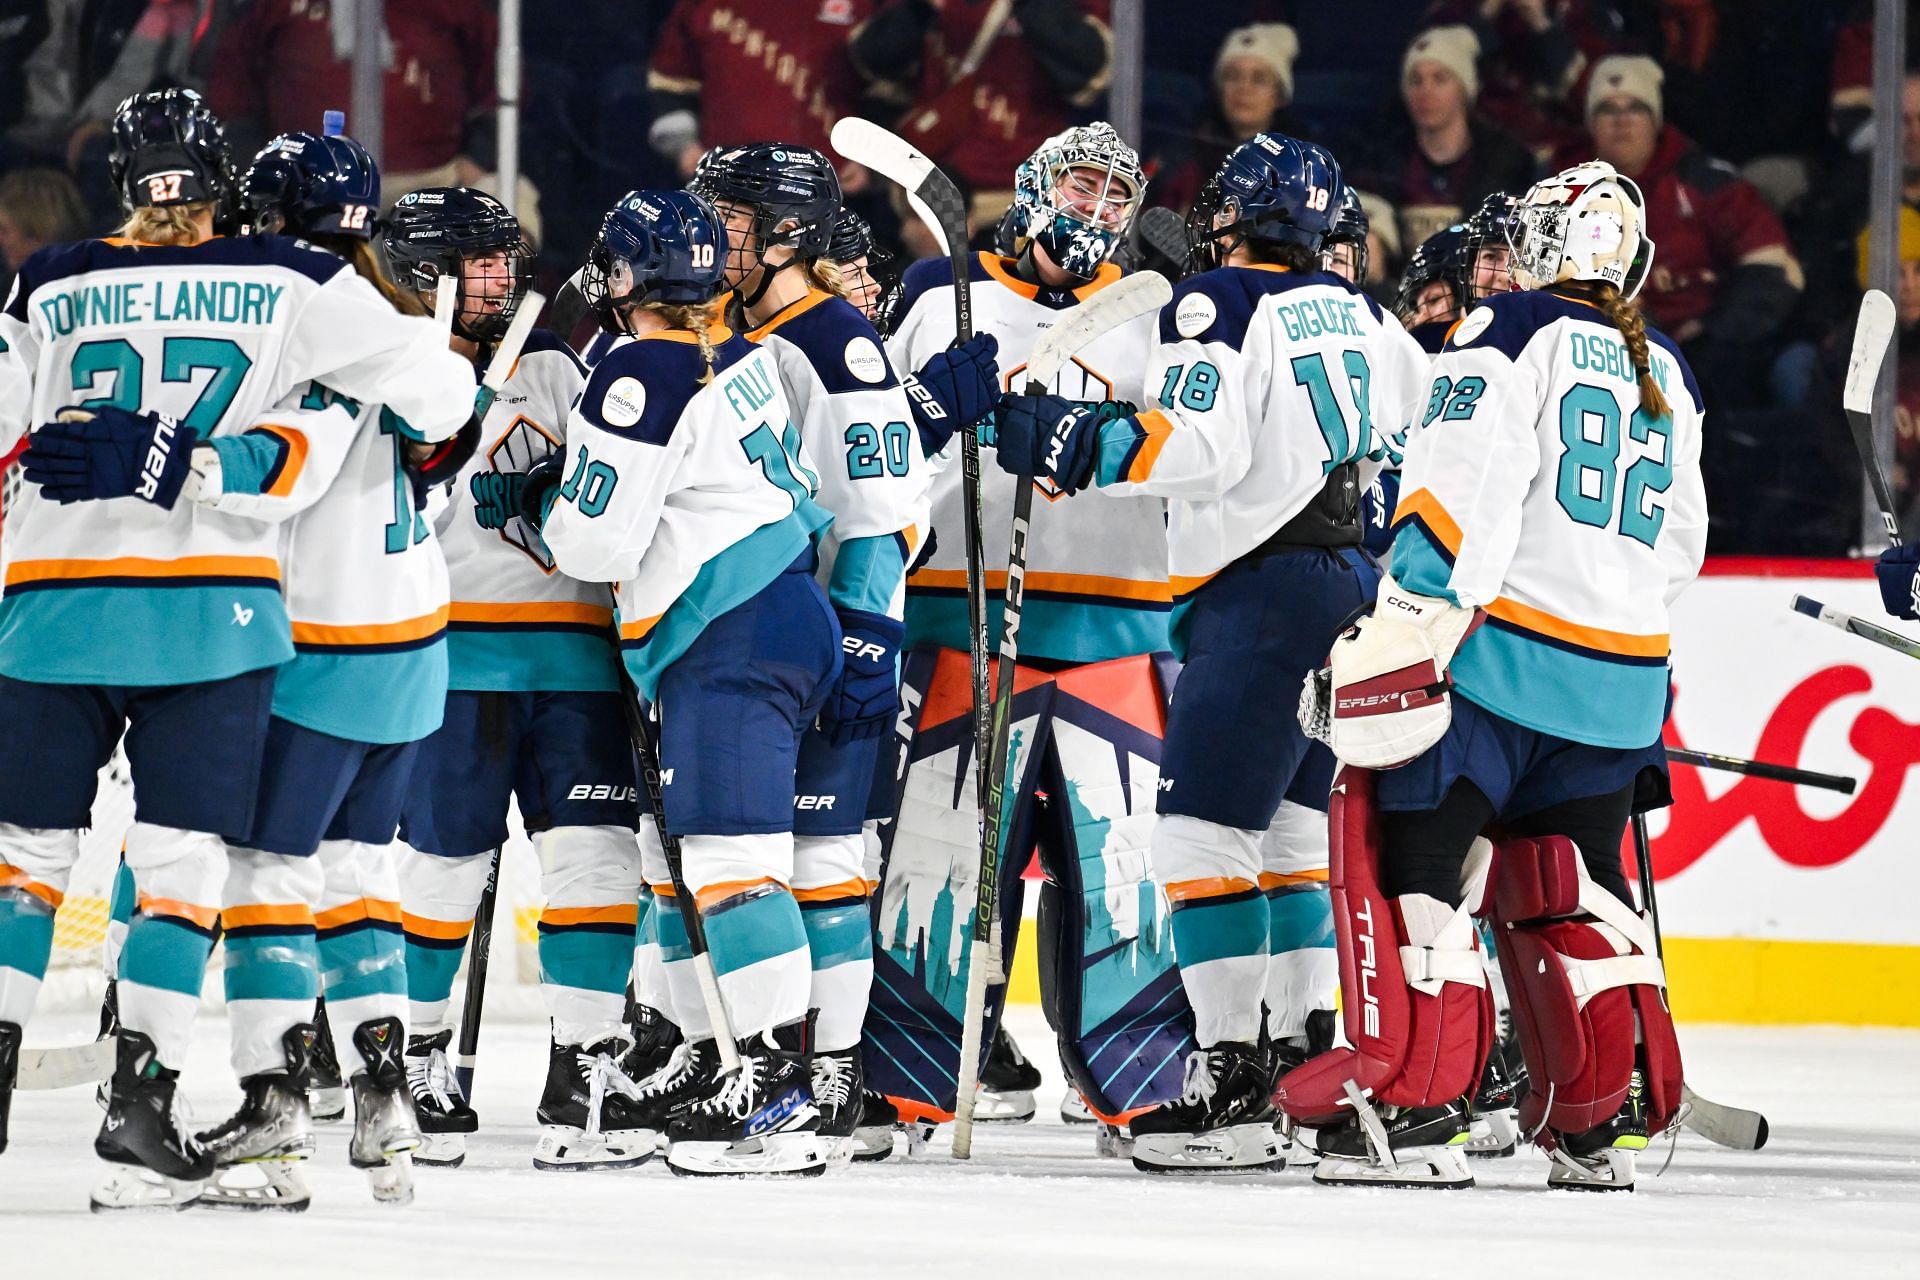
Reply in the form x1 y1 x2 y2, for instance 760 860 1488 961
764 295 900 394
1640 320 1706 416
1440 290 1582 360
517 327 590 378
894 252 990 325
8 234 344 316
1161 264 1327 347
578 331 755 444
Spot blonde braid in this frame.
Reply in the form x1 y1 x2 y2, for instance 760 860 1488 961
1596 284 1671 421
644 298 725 385
116 201 214 246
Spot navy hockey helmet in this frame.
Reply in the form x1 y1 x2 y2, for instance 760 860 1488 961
581 189 728 330
109 88 235 215
1396 222 1472 325
240 132 381 239
382 186 534 341
1188 132 1343 270
691 142 841 303
1458 190 1520 303
1321 185 1370 285
825 205 895 323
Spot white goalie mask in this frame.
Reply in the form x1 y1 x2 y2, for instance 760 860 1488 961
1506 161 1655 300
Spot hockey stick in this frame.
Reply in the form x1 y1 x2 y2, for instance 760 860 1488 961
1664 747 1857 795
615 673 743 1076
453 849 500 1098
1843 289 1899 545
1791 593 1920 661
1134 206 1190 277
1630 814 1771 1150
15 1037 115 1090
434 271 460 341
474 289 547 420
546 267 592 346
949 271 1176 1157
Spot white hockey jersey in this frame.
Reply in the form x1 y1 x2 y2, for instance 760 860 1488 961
747 289 921 621
0 235 474 687
433 331 622 694
1090 265 1429 597
1391 290 1708 748
888 253 1169 663
541 325 832 700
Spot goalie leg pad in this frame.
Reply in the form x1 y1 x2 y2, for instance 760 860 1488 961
1487 836 1683 1139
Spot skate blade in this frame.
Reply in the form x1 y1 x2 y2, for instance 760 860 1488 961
412 1133 468 1167
667 1131 827 1177
1059 1093 1096 1125
532 1123 654 1172
309 1086 347 1124
1467 1109 1519 1158
1129 1124 1282 1174
849 1127 896 1163
196 1159 313 1212
1547 1147 1636 1192
901 1120 937 1158
366 1152 416 1205
972 1089 1036 1123
90 1167 205 1213
1094 1125 1134 1161
1313 1147 1474 1190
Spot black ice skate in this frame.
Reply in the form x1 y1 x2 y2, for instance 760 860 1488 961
1467 1034 1526 1158
405 1028 478 1167
305 998 347 1123
532 1036 652 1172
814 1046 890 1164
621 1001 683 1083
195 1024 317 1212
1128 1044 1283 1174
666 1020 825 1177
93 979 120 1109
1311 1097 1474 1189
0 1020 19 1154
975 1022 1039 1123
1266 1008 1336 1166
628 1037 722 1152
1547 1062 1650 1192
349 1017 423 1204
91 1030 213 1212
851 1088 901 1162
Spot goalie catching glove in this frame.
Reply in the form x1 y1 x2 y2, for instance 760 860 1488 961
1301 572 1483 769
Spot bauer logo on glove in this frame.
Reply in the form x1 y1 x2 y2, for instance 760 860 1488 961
1322 573 1484 769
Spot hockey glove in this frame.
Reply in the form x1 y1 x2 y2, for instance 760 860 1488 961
1323 571 1483 769
905 333 1000 456
989 392 1100 494
404 412 482 495
818 608 905 746
19 406 198 509
518 453 566 531
1876 543 1920 620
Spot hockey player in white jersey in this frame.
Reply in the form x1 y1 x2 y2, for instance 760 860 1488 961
692 143 927 1159
868 122 1198 1145
380 188 648 1172
1277 161 1705 1192
525 189 841 1177
0 90 473 1209
992 133 1429 1172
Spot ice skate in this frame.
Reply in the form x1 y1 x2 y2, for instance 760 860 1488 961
305 998 347 1123
405 1028 478 1167
92 980 119 1109
621 1001 683 1084
348 1018 423 1204
91 1030 212 1212
814 1046 888 1164
666 1020 825 1177
1094 1123 1134 1160
1310 1097 1474 1189
975 1023 1039 1123
627 1037 722 1152
1467 1035 1525 1158
195 1024 317 1212
850 1088 899 1163
532 1036 652 1171
1128 1044 1284 1174
1546 1064 1650 1192
0 1021 19 1154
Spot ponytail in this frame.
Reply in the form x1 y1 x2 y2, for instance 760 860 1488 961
643 298 725 385
805 257 850 299
1559 280 1672 421
115 201 214 246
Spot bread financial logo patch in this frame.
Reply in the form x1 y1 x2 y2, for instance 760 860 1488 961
1174 293 1217 338
601 376 646 427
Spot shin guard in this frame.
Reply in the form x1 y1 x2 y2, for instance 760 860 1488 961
1484 836 1683 1141
1274 770 1493 1124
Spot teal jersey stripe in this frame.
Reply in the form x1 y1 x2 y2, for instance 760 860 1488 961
207 433 285 498
905 593 1170 665
120 917 216 998
539 925 635 996
1387 521 1462 605
320 924 408 1000
0 893 56 979
1452 622 1669 748
1267 885 1334 954
447 627 622 693
0 584 291 686
655 897 693 964
623 504 832 701
404 937 463 1004
1093 414 1153 488
1168 893 1269 969
827 532 907 616
800 899 872 970
703 887 808 979
272 641 448 744
223 932 320 1001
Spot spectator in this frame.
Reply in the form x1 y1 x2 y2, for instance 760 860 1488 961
0 166 87 292
1341 24 1537 253
849 0 1112 233
1149 23 1302 216
1420 0 1617 161
206 0 542 241
647 0 874 185
1580 54 1804 410
1854 208 1920 512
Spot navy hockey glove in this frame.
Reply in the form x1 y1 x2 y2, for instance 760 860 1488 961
989 391 1100 494
19 406 198 508
904 333 1000 456
819 608 905 746
1876 542 1920 620
518 453 566 531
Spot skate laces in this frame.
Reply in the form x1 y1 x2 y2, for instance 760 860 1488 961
811 1054 854 1109
1177 1050 1222 1107
690 1055 764 1121
636 1040 699 1098
407 1043 464 1111
581 1050 642 1138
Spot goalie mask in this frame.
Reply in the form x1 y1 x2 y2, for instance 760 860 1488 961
1506 161 1654 300
1019 123 1145 279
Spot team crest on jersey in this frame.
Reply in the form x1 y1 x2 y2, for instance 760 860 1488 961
601 376 647 428
481 416 562 571
844 335 887 384
1174 293 1217 338
1452 306 1495 346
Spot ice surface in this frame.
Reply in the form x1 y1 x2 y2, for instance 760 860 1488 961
3 1007 1915 1279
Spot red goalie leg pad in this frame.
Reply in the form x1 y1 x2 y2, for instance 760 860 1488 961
1275 769 1490 1121
1488 836 1684 1137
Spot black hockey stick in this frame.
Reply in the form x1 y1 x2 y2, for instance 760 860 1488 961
1630 815 1771 1150
1843 289 1899 545
615 673 743 1076
1665 747 1857 795
453 848 500 1097
1134 206 1190 278
1791 593 1920 661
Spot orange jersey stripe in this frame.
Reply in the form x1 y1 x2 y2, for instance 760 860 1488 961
648 881 678 899
138 894 219 930
1165 876 1260 904
221 903 316 931
1393 488 1464 555
1485 596 1669 659
253 424 310 499
539 904 641 929
315 898 402 931
6 555 281 587
793 877 870 904
401 912 474 941
1169 570 1219 597
448 601 615 627
290 606 450 648
0 864 64 909
1259 869 1330 891
1127 408 1175 484
619 612 664 641
908 568 1170 604
695 876 785 913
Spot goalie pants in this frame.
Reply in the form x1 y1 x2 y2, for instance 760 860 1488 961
397 689 641 1045
0 669 274 1069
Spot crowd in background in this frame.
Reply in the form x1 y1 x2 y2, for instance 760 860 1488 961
0 0 1909 554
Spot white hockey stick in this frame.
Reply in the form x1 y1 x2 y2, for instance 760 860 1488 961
475 290 546 419
1791 593 1920 661
433 272 459 340
1843 289 1899 544
1680 1083 1770 1151
17 1037 115 1090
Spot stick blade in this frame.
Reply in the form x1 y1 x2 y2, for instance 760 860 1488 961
1025 271 1174 391
17 1037 115 1090
1845 290 1896 416
1681 1083 1769 1150
830 118 951 254
1789 593 1824 621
